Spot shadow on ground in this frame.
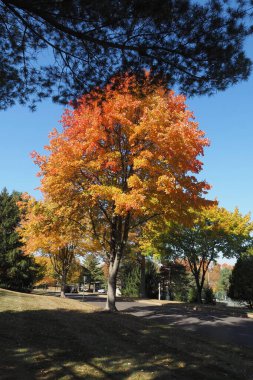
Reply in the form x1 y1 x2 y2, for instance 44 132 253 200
0 307 253 380
122 303 253 348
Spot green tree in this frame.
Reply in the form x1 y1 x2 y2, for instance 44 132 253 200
148 206 253 303
83 254 105 291
160 261 191 302
145 259 160 299
203 286 215 304
121 260 141 298
0 188 43 290
0 0 252 109
228 252 253 309
217 267 232 295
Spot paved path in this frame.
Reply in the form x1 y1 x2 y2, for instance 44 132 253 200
66 293 253 349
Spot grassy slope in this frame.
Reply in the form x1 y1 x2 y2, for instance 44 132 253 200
0 289 252 380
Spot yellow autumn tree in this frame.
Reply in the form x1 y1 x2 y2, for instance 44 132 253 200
18 195 87 297
32 74 212 311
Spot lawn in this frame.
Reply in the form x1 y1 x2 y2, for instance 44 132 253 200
0 288 252 379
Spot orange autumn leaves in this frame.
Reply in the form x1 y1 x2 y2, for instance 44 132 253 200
32 74 211 224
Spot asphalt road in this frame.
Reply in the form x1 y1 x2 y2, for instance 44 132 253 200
65 293 253 349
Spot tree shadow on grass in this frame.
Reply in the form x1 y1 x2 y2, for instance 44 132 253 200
0 308 252 380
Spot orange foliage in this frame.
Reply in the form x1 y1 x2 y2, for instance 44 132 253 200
34 256 56 286
31 74 212 309
34 74 211 224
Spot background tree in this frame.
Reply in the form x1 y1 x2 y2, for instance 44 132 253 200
34 256 83 289
18 196 86 297
228 251 253 308
206 264 222 292
0 188 43 290
145 259 160 299
148 206 253 303
123 229 148 298
217 265 233 298
121 263 141 298
67 258 83 285
0 0 252 109
33 74 212 311
83 254 105 291
34 256 57 288
159 261 190 301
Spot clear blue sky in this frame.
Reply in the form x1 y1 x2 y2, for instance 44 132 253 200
188 41 253 216
1 41 253 220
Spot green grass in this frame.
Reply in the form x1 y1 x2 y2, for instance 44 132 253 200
0 288 252 379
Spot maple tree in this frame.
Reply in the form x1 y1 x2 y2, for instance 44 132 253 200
149 205 253 303
34 256 56 287
33 74 211 311
18 196 86 297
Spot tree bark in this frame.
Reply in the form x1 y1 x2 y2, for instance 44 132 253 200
196 284 203 304
192 271 203 304
105 253 121 312
104 213 130 311
60 270 67 298
139 253 146 298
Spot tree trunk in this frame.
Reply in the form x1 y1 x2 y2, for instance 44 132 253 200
60 270 67 298
104 212 130 311
139 254 146 298
196 285 203 304
193 273 203 304
105 253 121 312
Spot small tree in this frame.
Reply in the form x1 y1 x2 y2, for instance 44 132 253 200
217 266 232 298
145 260 160 299
228 252 253 309
203 286 215 305
147 206 253 303
66 258 83 285
159 261 190 302
121 264 141 298
18 196 86 297
83 254 105 291
0 188 43 290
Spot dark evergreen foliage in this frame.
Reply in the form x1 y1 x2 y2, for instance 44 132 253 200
82 254 105 290
0 0 252 109
0 188 43 290
145 260 160 299
228 253 253 308
120 260 141 297
160 262 190 301
203 286 216 304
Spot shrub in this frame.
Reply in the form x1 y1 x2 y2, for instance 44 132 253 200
188 287 199 303
203 286 216 304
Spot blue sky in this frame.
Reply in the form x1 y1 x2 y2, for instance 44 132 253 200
187 44 253 217
1 41 253 221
